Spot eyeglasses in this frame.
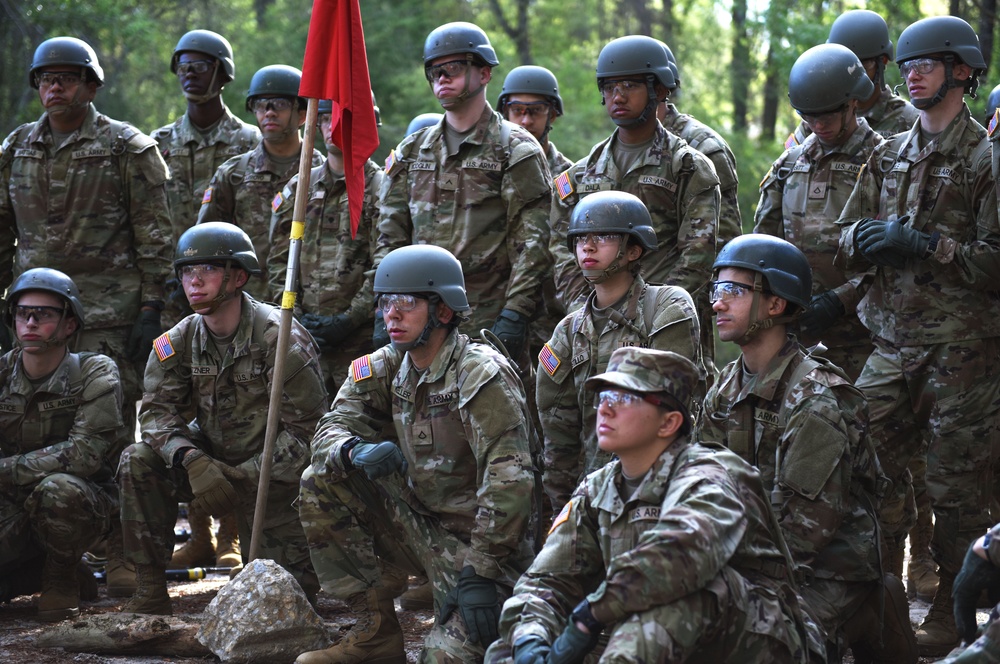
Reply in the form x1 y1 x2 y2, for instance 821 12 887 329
599 79 645 99
595 388 669 410
176 60 215 77
13 305 66 324
251 98 295 114
574 233 622 248
505 102 550 119
179 264 223 281
377 293 427 313
709 280 756 304
34 72 83 89
899 57 943 78
317 114 333 126
796 105 847 126
425 60 469 82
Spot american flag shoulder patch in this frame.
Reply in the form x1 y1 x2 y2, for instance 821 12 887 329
539 343 561 376
784 132 798 150
351 355 373 382
989 109 1000 138
201 187 213 204
271 191 283 212
384 149 397 174
554 170 574 200
153 333 175 362
549 500 571 535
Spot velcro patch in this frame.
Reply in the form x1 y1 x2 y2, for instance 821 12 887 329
990 108 1000 138
352 355 373 382
549 500 571 535
271 191 283 212
154 333 175 362
784 132 798 150
629 505 661 523
539 343 561 376
554 170 574 200
201 187 213 204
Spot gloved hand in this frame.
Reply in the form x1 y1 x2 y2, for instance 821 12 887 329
858 215 929 268
127 307 163 364
350 441 408 480
955 541 1000 643
798 290 846 337
373 316 390 349
183 450 241 515
548 621 600 664
301 312 354 348
852 218 884 248
490 308 528 358
512 635 552 664
440 565 501 647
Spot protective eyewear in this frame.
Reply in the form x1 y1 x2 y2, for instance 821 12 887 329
574 233 623 248
599 79 645 99
424 60 470 83
595 388 669 410
505 102 551 119
13 305 66 324
34 72 83 89
176 60 215 77
179 264 223 281
251 98 295 114
796 105 847 126
377 293 427 313
899 57 943 78
709 280 756 304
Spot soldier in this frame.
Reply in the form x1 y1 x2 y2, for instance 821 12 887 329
487 347 824 663
834 15 1000 656
197 64 323 295
536 191 703 512
296 245 537 663
786 9 919 147
117 222 327 615
269 97 383 392
376 21 553 361
550 35 720 376
0 268 127 620
951 522 1000 652
700 235 917 660
0 36 173 435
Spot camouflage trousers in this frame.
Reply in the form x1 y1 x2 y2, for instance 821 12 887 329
299 464 530 663
858 336 1000 573
118 442 317 596
800 577 876 657
0 473 116 573
78 326 144 439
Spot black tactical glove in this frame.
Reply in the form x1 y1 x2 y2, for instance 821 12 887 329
351 441 408 480
490 308 528 358
127 307 163 364
548 622 600 664
798 290 846 337
373 315 390 349
858 216 929 268
440 565 501 647
513 635 552 664
301 312 354 349
955 541 1000 643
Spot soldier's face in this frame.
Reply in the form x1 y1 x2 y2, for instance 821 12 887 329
712 268 779 343
176 52 221 97
382 295 431 346
14 291 76 352
602 77 648 122
181 263 244 311
36 65 96 117
253 97 304 142
595 387 669 453
504 93 553 142
318 113 343 156
575 234 640 272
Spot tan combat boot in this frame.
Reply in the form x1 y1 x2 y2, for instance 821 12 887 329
398 576 433 611
214 512 243 572
121 564 172 615
916 570 959 657
38 555 81 622
105 522 137 598
906 505 938 602
169 503 215 568
294 587 406 664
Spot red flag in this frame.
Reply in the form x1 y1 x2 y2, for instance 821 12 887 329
300 0 378 239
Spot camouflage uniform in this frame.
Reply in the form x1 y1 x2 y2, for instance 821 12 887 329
754 117 884 381
196 142 323 297
661 102 743 244
269 159 383 391
0 105 173 412
0 349 126 577
536 277 703 510
375 105 554 337
487 435 822 663
700 335 881 642
834 103 1000 574
787 85 919 147
119 293 327 593
300 328 536 661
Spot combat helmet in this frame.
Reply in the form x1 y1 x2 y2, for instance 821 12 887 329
596 35 676 90
497 65 564 116
374 245 470 317
568 191 657 284
788 44 874 114
175 222 261 276
5 268 85 331
828 10 894 61
657 40 681 89
896 16 985 105
30 37 104 88
171 30 235 82
986 83 1000 127
423 22 499 67
246 64 305 112
405 112 443 136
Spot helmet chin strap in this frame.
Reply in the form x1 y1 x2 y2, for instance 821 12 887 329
182 62 223 104
607 77 660 128
187 261 236 316
389 295 445 352
436 55 485 110
911 58 961 110
16 308 75 351
262 101 301 143
732 273 799 345
581 236 629 284
46 66 89 117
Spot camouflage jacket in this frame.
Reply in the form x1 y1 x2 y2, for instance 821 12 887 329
499 437 804 645
375 104 554 335
835 104 1000 345
0 105 173 327
544 140 573 179
197 141 324 287
0 350 126 488
662 103 743 245
787 86 920 147
152 105 260 241
536 277 702 510
139 293 328 487
550 123 721 311
310 329 536 581
700 336 880 583
754 118 883 351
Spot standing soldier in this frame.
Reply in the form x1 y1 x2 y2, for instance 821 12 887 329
117 223 327 615
376 22 554 362
834 16 1000 655
0 36 173 436
296 245 537 663
197 64 323 294
0 269 128 621
269 97 384 391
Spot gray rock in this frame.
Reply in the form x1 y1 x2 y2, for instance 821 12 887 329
198 559 332 663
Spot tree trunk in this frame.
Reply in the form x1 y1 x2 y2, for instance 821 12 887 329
761 46 779 141
731 0 751 131
488 0 533 64
38 614 210 657
979 0 996 77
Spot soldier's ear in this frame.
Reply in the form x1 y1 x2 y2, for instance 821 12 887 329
233 269 250 288
436 301 454 324
658 411 684 438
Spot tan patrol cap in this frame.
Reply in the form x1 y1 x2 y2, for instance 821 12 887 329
586 347 698 407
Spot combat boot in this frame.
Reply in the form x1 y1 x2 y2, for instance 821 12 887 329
170 502 216 568
398 576 433 611
38 555 80 622
214 512 243 572
885 536 906 579
294 587 405 664
121 564 172 615
847 574 918 664
916 570 959 657
78 560 99 602
906 506 938 602
105 522 137 598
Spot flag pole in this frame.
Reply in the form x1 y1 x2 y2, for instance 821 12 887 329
248 96 318 562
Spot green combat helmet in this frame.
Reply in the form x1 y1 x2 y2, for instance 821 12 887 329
30 36 103 88
171 29 235 82
405 113 443 136
497 65 564 116
5 268 86 349
896 15 986 108
596 35 675 127
566 191 656 284
175 222 260 314
423 22 499 67
246 64 305 111
828 10 893 89
789 44 874 115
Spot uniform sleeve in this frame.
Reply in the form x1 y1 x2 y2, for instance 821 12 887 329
703 140 743 246
0 131 17 294
138 330 198 466
345 166 383 325
373 148 413 268
834 150 884 272
752 155 789 238
697 376 730 445
197 162 235 226
268 179 297 303
665 152 720 294
125 144 174 304
550 190 591 312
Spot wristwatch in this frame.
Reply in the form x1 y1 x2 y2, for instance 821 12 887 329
571 599 604 634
